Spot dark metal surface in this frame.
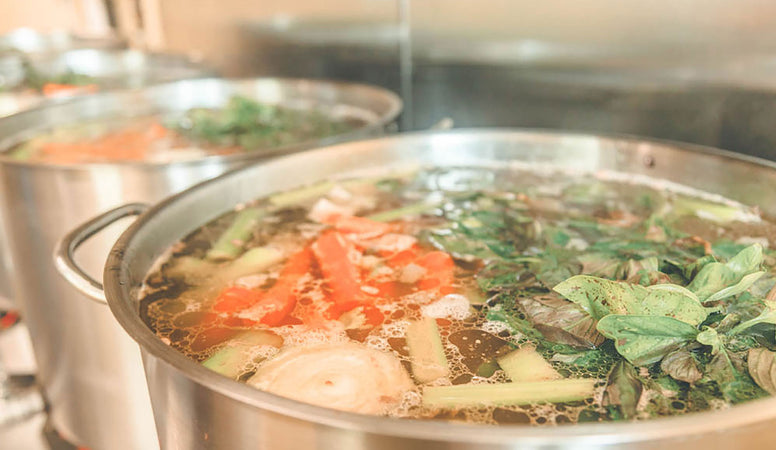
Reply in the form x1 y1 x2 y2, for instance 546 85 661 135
239 19 776 161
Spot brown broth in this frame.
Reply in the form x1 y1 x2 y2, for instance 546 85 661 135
140 167 776 425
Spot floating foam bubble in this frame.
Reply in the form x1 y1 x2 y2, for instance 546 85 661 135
422 294 472 320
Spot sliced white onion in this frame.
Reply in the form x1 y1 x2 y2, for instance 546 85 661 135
248 342 414 414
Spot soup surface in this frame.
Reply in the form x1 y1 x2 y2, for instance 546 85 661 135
141 166 776 425
6 96 363 164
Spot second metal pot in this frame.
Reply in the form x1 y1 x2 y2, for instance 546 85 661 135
0 77 400 450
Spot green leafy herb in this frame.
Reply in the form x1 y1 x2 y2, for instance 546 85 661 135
596 315 699 366
728 305 776 336
748 348 776 394
171 95 356 150
687 244 764 303
553 275 648 320
603 361 643 420
660 349 702 384
518 295 604 349
554 276 708 326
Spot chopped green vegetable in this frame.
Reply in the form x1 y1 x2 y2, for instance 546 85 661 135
206 208 264 260
497 346 562 382
423 379 598 407
406 318 449 383
202 331 283 379
219 247 284 280
269 181 336 207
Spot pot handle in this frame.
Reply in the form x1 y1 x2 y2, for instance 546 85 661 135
54 203 149 305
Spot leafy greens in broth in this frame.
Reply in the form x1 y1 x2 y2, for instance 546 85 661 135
7 95 362 164
140 166 776 425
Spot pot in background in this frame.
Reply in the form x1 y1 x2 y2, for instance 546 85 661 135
0 48 211 117
0 28 125 55
0 78 400 450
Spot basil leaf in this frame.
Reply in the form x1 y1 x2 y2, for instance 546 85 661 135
603 361 643 420
705 347 765 403
518 295 604 348
425 230 498 262
727 244 764 274
477 261 533 293
554 276 648 320
660 349 702 384
729 306 776 336
640 284 708 326
622 257 659 279
578 253 622 279
748 348 776 394
696 327 723 354
688 244 764 302
705 272 765 303
532 247 582 289
597 315 699 366
554 276 708 326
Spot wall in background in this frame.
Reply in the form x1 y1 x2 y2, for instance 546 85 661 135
7 0 776 158
0 0 110 36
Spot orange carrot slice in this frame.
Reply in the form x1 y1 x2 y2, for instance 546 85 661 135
312 231 364 314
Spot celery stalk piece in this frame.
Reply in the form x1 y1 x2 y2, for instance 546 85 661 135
423 379 598 408
202 331 283 379
406 318 449 383
219 247 284 281
206 208 265 261
497 346 562 383
367 201 439 222
165 256 216 282
269 176 397 208
268 181 336 207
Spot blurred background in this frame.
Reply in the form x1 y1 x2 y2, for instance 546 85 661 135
5 0 776 158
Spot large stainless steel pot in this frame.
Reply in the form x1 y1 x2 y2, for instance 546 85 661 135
0 78 400 450
73 129 776 449
0 48 211 117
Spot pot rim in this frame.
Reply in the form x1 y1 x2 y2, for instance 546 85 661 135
0 77 402 171
105 128 776 444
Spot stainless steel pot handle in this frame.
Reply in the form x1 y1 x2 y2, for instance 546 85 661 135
54 203 149 305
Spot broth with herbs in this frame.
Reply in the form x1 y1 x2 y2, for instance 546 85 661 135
6 95 363 164
140 167 776 425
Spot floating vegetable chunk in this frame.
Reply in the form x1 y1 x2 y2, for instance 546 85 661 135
141 166 776 425
248 343 413 414
497 346 562 383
